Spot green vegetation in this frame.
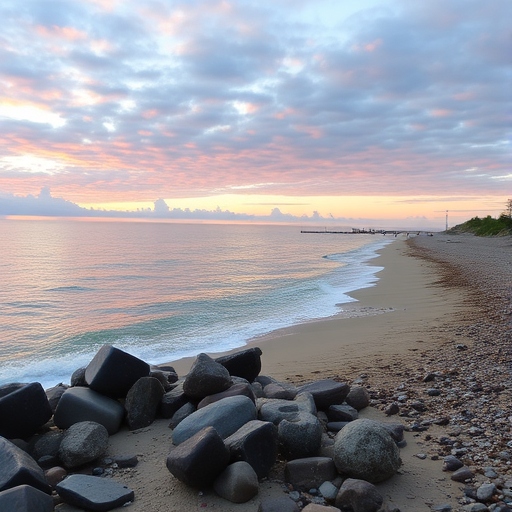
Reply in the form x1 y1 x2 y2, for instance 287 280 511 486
448 214 512 236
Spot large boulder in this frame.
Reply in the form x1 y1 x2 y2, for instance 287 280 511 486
171 395 257 445
213 461 259 503
124 377 164 430
335 478 384 512
0 382 53 439
58 421 109 469
166 427 230 488
215 347 263 382
297 379 350 410
333 419 401 483
85 345 150 398
0 485 54 512
0 437 51 494
278 412 323 460
183 353 232 399
54 387 125 435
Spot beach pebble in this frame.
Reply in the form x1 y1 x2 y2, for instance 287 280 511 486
384 403 400 416
335 478 383 512
477 483 497 502
450 466 474 482
443 455 464 472
213 461 259 503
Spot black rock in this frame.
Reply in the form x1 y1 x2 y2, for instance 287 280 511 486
183 353 232 400
215 347 263 382
335 478 384 512
328 404 359 422
160 382 189 419
0 484 53 512
284 457 337 491
70 367 87 387
125 377 165 430
45 383 69 413
443 455 464 472
197 382 256 409
168 402 196 429
297 379 350 410
451 466 474 482
258 496 300 512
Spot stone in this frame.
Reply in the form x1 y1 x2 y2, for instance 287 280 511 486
32 430 65 460
53 386 125 435
384 403 400 416
345 386 370 410
216 347 263 382
259 394 315 425
302 505 341 512
284 457 337 491
160 382 189 419
58 421 108 469
326 422 350 433
85 344 150 398
112 454 138 468
297 380 350 410
213 461 259 503
258 496 301 512
225 420 278 479
56 474 134 511
45 383 69 413
476 483 496 501
124 377 164 430
171 395 257 445
443 455 464 472
70 367 87 387
381 422 405 443
451 466 474 482
319 481 339 501
0 484 54 512
264 382 297 400
333 419 401 483
45 466 67 488
168 402 196 429
197 382 256 409
0 382 53 439
327 404 359 422
0 437 51 494
166 426 230 488
278 412 323 460
183 353 232 399
335 478 383 512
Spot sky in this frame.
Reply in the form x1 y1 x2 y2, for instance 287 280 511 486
0 0 510 229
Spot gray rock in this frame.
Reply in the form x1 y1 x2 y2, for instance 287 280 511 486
0 382 53 439
381 422 405 443
85 344 150 398
112 454 138 468
197 382 256 409
477 483 496 501
384 403 400 416
333 419 401 483
166 426 230 487
160 382 189 419
294 392 317 415
284 457 337 491
215 347 263 382
327 404 359 422
335 478 383 512
213 461 259 503
431 505 452 512
345 386 370 410
32 431 65 460
443 455 464 472
168 402 196 429
45 383 69 413
259 393 316 425
225 420 278 479
56 474 134 511
297 380 350 410
124 377 164 430
54 386 125 435
462 504 489 512
172 395 257 445
258 496 300 512
326 421 350 433
318 480 339 501
278 411 323 460
0 484 54 512
183 353 232 399
70 367 87 387
58 421 109 469
302 505 341 512
264 382 297 400
0 437 51 494
451 466 474 482
44 466 67 488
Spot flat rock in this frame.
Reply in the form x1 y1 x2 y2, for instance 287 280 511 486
124 377 164 430
0 484 54 512
56 474 134 511
58 421 108 469
183 353 232 399
328 404 359 422
264 382 297 400
335 478 383 512
284 457 337 491
215 347 263 382
297 380 350 410
197 382 256 409
213 461 259 503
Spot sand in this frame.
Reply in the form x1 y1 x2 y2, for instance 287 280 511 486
97 233 511 512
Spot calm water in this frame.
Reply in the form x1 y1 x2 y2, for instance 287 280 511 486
0 219 393 388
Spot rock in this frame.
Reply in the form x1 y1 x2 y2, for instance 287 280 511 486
56 474 134 511
70 367 87 387
335 478 383 512
45 383 69 413
197 382 256 409
58 421 108 469
264 382 297 400
171 395 257 445
333 419 401 483
259 393 316 425
112 454 138 468
32 431 65 460
443 455 464 472
0 437 51 494
258 496 301 512
124 377 164 430
327 404 359 422
168 402 196 429
166 426 230 488
0 382 53 439
45 466 67 488
183 353 232 399
54 386 125 435
278 411 323 460
149 369 176 391
326 422 350 433
216 347 263 382
451 466 474 482
476 483 496 501
302 505 341 512
462 504 489 512
284 457 337 491
213 461 259 503
384 403 400 416
0 484 54 512
225 420 278 479
160 382 189 419
85 344 150 398
345 386 370 410
297 380 350 410
318 481 339 501
381 422 405 443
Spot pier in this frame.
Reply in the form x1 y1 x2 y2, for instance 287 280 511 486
301 228 435 236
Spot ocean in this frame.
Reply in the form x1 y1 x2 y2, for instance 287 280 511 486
0 218 393 389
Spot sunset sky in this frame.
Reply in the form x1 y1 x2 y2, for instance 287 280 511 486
0 0 509 228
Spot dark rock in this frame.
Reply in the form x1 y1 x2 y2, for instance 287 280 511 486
85 344 150 398
326 421 351 433
284 457 337 491
172 395 257 445
70 367 87 387
327 404 359 422
58 421 108 469
258 496 300 512
259 394 315 425
0 484 53 512
197 382 256 409
384 403 400 416
297 379 350 410
125 377 164 430
56 474 134 511
225 420 278 479
32 431 65 460
443 455 464 472
168 402 196 429
263 382 297 400
0 382 53 439
183 353 232 399
335 478 384 512
303 505 341 512
215 347 263 382
450 466 474 482
278 412 323 460
113 454 138 468
149 369 177 391
160 382 189 419
254 375 275 387
477 482 496 501
166 426 230 487
0 436 51 494
381 423 405 443
37 455 59 469
213 461 259 503
427 388 441 396
45 383 69 413
333 419 401 483
53 386 125 435
44 466 67 488
345 386 370 410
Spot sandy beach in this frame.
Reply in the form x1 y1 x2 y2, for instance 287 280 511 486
99 233 511 512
